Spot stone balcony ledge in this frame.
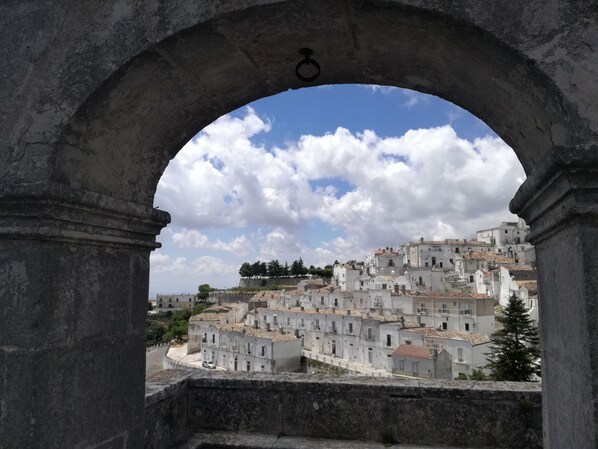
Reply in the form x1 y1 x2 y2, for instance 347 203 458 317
145 370 542 449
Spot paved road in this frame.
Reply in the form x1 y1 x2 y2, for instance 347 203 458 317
146 346 168 377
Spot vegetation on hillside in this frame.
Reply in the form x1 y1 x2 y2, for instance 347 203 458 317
238 258 334 278
146 302 212 346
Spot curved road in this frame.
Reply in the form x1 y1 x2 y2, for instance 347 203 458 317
146 346 168 377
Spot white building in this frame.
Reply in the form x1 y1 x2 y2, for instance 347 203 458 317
397 327 491 379
194 323 302 373
155 293 196 311
476 220 533 263
489 264 537 307
333 263 363 291
401 292 495 335
364 248 401 276
400 239 493 269
391 345 452 379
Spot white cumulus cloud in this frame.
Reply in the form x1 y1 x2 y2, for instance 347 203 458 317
154 107 525 272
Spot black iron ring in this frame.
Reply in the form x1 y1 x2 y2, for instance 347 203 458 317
295 57 321 82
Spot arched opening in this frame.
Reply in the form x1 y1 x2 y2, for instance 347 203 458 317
151 84 529 383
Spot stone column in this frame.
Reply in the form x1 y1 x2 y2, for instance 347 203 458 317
510 145 598 449
0 182 169 449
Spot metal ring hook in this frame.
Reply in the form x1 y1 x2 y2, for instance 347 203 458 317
295 48 321 82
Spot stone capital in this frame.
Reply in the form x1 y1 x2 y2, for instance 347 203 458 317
0 181 170 250
510 145 598 245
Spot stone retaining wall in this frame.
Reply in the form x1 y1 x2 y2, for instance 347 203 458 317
145 371 542 449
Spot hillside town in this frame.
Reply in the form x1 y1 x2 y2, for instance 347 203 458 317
163 219 538 380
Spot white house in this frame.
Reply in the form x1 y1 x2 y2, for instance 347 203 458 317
391 344 452 379
397 327 491 379
196 323 302 373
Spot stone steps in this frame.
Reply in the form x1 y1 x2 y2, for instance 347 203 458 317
169 431 491 449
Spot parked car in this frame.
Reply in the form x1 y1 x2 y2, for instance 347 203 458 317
202 360 216 369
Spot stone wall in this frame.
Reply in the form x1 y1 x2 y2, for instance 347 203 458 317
145 370 190 449
145 370 542 449
238 277 306 289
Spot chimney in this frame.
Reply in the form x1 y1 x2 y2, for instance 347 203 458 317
428 347 438 359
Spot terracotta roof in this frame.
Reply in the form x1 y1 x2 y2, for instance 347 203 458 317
408 239 491 246
499 264 534 271
411 292 493 300
212 323 298 343
255 306 403 322
204 305 232 314
374 249 399 255
406 328 491 345
462 252 514 263
391 344 435 359
189 313 225 322
515 280 538 294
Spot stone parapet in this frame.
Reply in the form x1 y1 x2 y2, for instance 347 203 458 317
145 371 543 449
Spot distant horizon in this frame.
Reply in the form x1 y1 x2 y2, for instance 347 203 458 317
149 85 525 297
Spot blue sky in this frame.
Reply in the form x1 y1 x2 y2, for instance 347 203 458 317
149 85 525 297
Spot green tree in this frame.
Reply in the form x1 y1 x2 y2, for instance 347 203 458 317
268 259 282 277
486 294 540 381
239 262 252 278
197 283 213 301
260 261 268 276
251 261 262 277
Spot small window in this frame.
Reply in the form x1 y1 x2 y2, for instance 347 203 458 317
465 323 470 331
212 334 215 344
321 296 324 305
399 360 405 370
458 348 464 362
442 322 448 330
348 323 353 334
300 318 304 328
334 298 338 306
261 346 265 357
386 334 392 347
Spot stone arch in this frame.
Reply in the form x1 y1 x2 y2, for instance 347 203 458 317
1 1 597 449
55 1 590 205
